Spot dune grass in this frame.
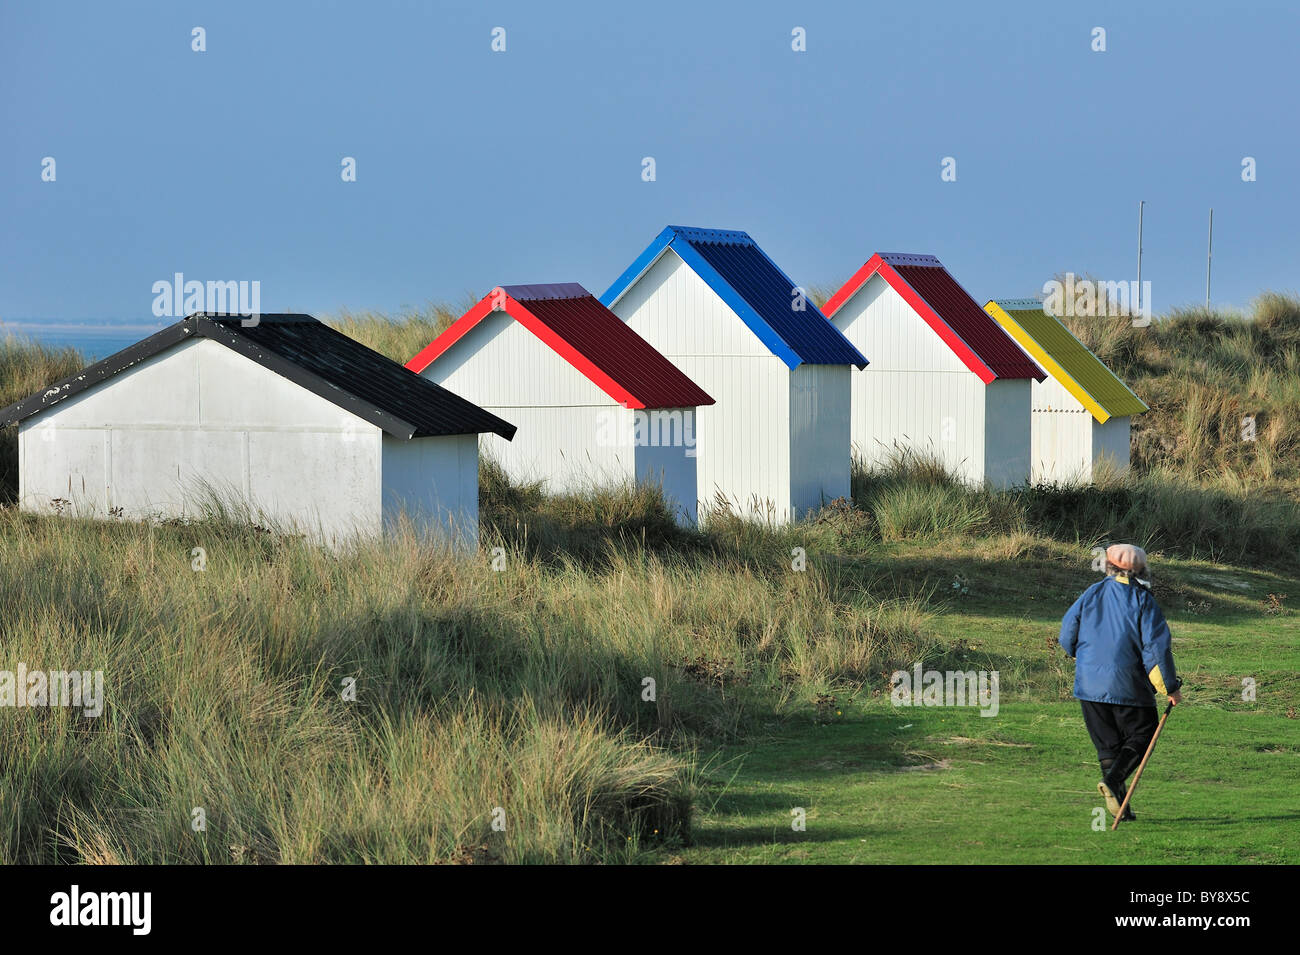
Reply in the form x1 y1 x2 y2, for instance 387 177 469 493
0 472 948 864
326 303 467 366
1057 291 1300 486
0 505 701 864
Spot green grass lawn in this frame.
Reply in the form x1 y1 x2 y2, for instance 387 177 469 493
671 568 1300 864
679 703 1298 864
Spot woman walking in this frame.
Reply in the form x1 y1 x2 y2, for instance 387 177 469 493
1059 544 1183 821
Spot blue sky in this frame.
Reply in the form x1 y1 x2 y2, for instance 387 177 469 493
2 0 1296 322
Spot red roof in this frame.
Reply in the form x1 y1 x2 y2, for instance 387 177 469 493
823 253 1044 384
406 283 715 410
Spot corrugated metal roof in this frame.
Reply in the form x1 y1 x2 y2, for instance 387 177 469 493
0 313 517 440
407 284 715 410
892 263 1044 381
986 300 1148 423
823 254 1044 384
601 226 868 369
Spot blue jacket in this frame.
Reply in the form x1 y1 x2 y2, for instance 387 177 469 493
1059 575 1181 706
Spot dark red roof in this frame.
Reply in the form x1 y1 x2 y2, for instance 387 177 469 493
406 283 714 410
823 254 1045 384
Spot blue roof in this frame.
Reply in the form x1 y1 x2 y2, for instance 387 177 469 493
600 226 868 369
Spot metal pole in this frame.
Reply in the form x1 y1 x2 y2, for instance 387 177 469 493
1137 201 1145 315
1206 208 1213 307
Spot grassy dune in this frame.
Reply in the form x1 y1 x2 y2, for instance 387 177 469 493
1057 289 1300 485
0 297 1296 864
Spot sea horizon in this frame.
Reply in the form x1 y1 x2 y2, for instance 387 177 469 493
0 318 170 361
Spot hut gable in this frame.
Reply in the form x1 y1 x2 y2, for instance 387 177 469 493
985 299 1146 482
407 284 713 410
601 226 867 369
823 254 1043 383
984 299 1147 423
600 226 860 521
408 284 712 525
822 254 1041 488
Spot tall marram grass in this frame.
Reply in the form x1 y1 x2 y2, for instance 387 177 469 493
1020 466 1300 566
0 507 699 864
855 449 1027 542
0 487 940 864
0 334 83 503
327 303 469 364
851 448 1300 567
1057 290 1300 485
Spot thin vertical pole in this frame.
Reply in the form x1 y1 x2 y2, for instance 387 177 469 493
1206 209 1214 307
1137 201 1145 315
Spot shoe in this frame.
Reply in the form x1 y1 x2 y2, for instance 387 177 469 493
1098 780 1125 819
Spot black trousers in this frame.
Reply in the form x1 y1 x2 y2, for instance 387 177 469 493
1080 700 1158 779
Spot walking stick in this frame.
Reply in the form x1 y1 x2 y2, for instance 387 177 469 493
1111 701 1174 831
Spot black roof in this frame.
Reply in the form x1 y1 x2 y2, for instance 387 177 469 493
0 313 517 441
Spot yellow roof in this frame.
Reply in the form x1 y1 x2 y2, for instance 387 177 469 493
983 299 1148 423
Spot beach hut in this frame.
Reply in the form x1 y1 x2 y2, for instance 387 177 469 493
821 254 1045 487
406 283 714 524
0 313 515 546
984 298 1148 483
600 226 867 522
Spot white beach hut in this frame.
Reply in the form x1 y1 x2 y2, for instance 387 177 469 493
821 254 1045 488
0 313 515 546
600 226 867 522
407 283 714 525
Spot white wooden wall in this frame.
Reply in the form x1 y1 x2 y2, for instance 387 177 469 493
1029 375 1092 483
18 338 387 544
419 309 703 523
982 378 1032 488
1092 416 1132 476
1027 375 1131 483
789 363 852 515
381 433 480 547
632 406 700 524
831 273 988 483
611 250 798 522
485 405 634 491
